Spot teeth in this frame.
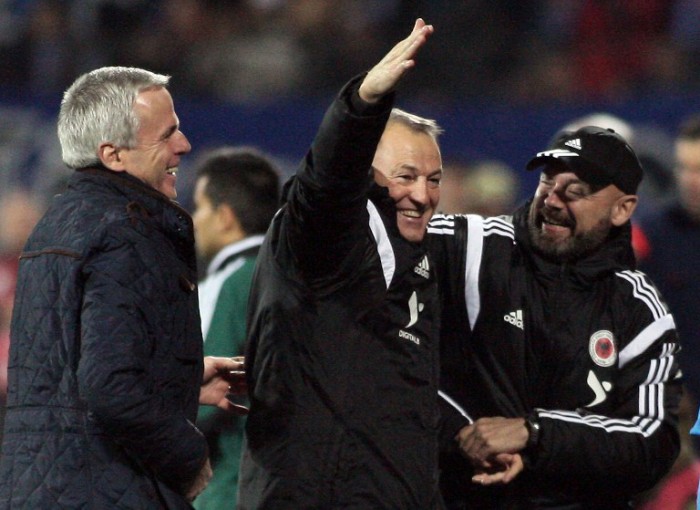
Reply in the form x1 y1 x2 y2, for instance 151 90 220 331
401 210 421 218
166 167 178 176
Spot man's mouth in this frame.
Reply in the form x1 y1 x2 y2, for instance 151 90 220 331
400 209 422 218
166 167 178 176
540 209 573 229
542 217 569 227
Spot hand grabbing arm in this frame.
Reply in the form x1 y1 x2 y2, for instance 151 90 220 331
455 417 529 484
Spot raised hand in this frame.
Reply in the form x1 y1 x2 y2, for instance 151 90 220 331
358 18 434 104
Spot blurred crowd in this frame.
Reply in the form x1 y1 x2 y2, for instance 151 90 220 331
2 0 700 104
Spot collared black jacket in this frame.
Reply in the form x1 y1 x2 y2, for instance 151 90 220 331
238 77 443 509
428 203 681 510
0 168 206 509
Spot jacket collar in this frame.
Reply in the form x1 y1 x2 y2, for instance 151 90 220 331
71 166 196 262
205 235 264 276
75 165 191 218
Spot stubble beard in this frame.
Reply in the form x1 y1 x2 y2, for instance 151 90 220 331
527 204 611 262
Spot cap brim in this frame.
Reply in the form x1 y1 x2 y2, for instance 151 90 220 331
525 154 611 189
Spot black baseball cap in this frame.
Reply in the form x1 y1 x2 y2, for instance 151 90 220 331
525 126 643 194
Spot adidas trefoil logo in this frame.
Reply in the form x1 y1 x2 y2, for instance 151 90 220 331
414 255 430 279
504 310 523 330
564 138 582 150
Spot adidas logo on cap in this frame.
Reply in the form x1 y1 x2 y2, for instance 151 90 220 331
564 138 582 150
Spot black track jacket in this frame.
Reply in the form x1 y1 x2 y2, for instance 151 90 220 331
238 77 443 509
428 203 681 509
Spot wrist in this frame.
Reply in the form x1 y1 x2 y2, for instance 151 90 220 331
524 411 541 451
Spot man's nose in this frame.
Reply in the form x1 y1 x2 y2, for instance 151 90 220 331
543 188 564 208
410 178 429 203
176 131 192 154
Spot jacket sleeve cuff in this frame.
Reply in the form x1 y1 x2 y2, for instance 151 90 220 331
341 73 395 118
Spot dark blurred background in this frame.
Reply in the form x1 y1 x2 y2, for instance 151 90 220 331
2 0 700 208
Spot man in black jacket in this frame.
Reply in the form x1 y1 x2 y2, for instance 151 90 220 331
0 66 242 509
429 127 682 509
238 19 455 509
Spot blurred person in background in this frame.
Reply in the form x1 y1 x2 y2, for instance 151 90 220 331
637 113 700 407
438 159 520 216
635 113 700 509
0 66 242 508
0 189 43 443
191 146 280 509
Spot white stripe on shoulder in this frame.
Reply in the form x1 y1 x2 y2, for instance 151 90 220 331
482 216 515 240
465 214 484 329
367 200 395 289
438 390 473 424
619 315 677 368
427 213 455 235
616 270 668 320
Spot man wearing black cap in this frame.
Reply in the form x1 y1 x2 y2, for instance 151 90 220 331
429 126 682 509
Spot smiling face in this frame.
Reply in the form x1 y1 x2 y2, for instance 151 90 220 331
117 87 191 199
371 122 442 243
528 163 637 260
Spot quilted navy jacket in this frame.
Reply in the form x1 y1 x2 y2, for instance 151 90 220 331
0 167 206 509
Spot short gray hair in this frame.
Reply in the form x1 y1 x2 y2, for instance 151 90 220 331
388 108 444 141
57 66 170 169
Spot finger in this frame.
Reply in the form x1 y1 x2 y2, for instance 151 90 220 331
472 471 508 486
221 369 246 384
379 19 433 70
392 28 432 70
500 455 524 484
217 397 250 415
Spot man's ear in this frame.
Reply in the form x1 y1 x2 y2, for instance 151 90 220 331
98 143 126 172
611 195 638 226
372 166 389 187
217 203 243 232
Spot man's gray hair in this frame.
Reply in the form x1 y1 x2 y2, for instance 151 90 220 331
57 66 170 169
388 108 444 141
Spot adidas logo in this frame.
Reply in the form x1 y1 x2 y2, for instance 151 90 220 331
414 256 430 279
504 310 523 330
564 138 582 150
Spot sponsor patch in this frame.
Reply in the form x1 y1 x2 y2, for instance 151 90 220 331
589 330 617 367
